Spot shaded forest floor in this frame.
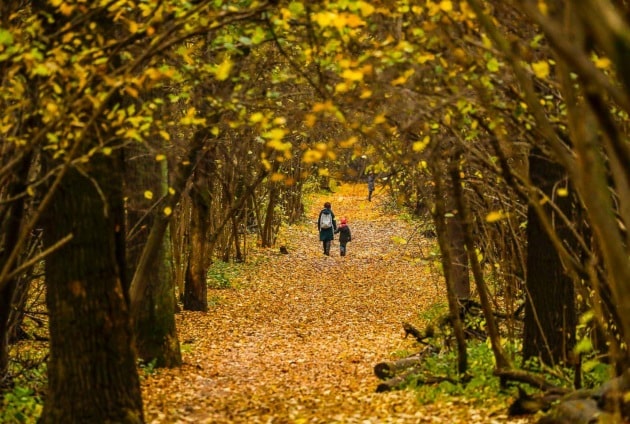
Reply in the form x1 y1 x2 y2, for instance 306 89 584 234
142 183 529 423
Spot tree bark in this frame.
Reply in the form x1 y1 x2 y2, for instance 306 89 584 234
451 164 511 371
430 154 468 374
183 167 210 312
127 150 181 367
523 148 576 366
0 153 31 383
39 153 143 423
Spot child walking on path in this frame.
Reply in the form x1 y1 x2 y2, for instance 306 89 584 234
335 218 352 256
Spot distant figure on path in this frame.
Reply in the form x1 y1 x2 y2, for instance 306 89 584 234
335 218 352 257
318 202 336 256
367 171 375 202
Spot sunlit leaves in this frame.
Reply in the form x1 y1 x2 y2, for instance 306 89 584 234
214 57 233 81
413 135 431 152
593 55 612 70
486 57 500 72
180 108 206 126
485 210 509 223
0 29 14 47
531 60 550 79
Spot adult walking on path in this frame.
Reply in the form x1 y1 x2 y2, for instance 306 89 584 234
317 201 336 255
367 171 375 202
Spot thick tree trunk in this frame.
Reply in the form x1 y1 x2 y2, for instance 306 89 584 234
39 154 143 424
523 148 576 365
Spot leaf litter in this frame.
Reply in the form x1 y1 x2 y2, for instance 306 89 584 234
142 183 531 423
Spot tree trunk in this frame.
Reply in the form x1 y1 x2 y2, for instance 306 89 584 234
451 165 511 371
430 155 468 374
127 153 181 367
183 170 210 312
39 152 143 423
261 186 279 248
0 153 31 384
523 148 576 365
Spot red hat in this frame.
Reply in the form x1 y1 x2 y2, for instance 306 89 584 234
341 218 347 224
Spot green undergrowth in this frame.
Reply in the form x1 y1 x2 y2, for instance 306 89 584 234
1 349 46 424
206 258 263 290
411 341 515 406
406 302 613 410
407 340 613 411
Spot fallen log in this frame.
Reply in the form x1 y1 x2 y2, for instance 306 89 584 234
374 356 423 380
374 344 440 380
538 399 615 424
494 368 567 393
376 366 421 392
402 322 434 343
376 370 459 393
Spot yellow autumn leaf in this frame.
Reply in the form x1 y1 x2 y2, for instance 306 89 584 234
345 14 365 28
163 207 172 216
531 61 550 79
341 69 364 82
486 210 508 223
594 56 611 70
373 114 386 124
263 128 286 141
413 135 430 152
159 130 170 141
313 11 336 27
358 1 375 16
335 82 350 93
302 149 323 164
155 154 166 162
214 57 233 81
439 0 453 12
305 114 317 127
360 89 372 99
339 136 358 148
60 2 75 15
250 112 264 123
144 190 153 200
270 173 285 182
556 187 569 197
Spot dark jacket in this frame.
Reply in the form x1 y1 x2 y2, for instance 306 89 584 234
367 174 375 191
335 224 352 244
318 208 336 241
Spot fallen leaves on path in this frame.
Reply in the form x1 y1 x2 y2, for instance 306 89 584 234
142 183 530 423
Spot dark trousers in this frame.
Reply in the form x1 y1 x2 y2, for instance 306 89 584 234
323 240 331 255
340 243 347 256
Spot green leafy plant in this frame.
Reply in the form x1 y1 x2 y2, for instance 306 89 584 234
0 385 43 423
207 261 243 289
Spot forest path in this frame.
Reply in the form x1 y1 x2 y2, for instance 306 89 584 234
142 183 491 423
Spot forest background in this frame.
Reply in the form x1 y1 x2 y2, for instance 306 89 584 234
1 0 630 423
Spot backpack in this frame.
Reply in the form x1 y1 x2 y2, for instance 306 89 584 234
320 211 333 229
